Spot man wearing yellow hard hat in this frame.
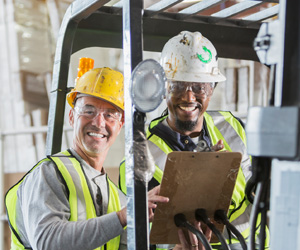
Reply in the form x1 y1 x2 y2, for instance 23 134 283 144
5 65 168 250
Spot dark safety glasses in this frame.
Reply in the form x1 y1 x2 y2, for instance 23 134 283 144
167 81 215 97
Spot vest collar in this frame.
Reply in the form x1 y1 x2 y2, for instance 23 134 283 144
149 115 212 151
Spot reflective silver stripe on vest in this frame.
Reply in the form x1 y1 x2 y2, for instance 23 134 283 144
208 111 252 182
212 243 259 250
55 154 87 220
230 204 260 246
231 203 251 234
148 140 168 172
156 244 175 249
208 111 246 154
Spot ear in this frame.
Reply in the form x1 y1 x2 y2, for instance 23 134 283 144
116 114 125 135
120 120 125 129
69 109 75 127
119 115 125 130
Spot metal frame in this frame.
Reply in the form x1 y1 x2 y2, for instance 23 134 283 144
71 5 275 60
45 0 280 249
46 0 111 155
122 0 151 248
47 0 280 155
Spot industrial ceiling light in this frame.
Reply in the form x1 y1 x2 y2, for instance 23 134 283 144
131 59 166 113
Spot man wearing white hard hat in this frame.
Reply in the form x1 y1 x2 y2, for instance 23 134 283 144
120 31 269 249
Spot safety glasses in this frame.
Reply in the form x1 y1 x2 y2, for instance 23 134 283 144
74 105 122 123
168 81 215 97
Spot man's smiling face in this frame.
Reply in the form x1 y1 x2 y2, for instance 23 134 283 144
69 96 123 158
166 81 214 134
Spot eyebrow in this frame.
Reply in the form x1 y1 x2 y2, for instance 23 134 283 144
82 104 95 108
82 104 119 113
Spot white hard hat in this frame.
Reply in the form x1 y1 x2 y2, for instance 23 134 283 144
160 31 226 83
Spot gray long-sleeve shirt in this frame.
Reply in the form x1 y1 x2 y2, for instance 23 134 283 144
15 149 127 250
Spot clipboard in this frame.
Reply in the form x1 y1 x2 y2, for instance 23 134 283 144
150 151 242 244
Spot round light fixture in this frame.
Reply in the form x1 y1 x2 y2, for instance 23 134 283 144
131 59 166 113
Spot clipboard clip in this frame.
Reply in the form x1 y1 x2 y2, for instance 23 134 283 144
194 139 212 152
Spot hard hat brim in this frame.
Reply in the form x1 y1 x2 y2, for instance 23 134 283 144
67 91 124 111
165 71 226 83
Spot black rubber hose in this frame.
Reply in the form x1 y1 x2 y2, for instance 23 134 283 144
174 213 212 250
245 175 256 204
249 158 271 250
214 209 247 250
195 209 231 250
258 177 270 250
259 200 267 250
249 182 263 250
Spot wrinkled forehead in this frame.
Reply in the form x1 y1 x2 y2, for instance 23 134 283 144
74 94 123 113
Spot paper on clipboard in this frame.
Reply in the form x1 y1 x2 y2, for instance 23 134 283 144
150 151 242 244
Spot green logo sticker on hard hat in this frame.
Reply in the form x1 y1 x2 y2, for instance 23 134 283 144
197 46 212 64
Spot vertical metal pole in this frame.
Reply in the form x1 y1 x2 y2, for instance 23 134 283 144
275 0 300 107
46 0 110 155
123 0 149 249
0 0 6 248
133 111 150 249
279 0 300 107
270 0 300 249
0 133 4 250
45 6 77 155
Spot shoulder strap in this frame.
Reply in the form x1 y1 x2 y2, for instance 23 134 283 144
5 158 50 250
49 150 97 221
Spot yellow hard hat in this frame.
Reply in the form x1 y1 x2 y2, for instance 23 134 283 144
67 67 124 111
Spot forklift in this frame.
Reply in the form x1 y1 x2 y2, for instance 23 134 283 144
45 0 299 249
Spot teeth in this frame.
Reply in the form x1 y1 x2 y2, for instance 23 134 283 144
179 106 196 111
88 132 105 138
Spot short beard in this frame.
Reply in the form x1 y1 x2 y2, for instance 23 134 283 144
175 118 198 132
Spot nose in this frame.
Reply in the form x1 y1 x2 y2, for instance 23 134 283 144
92 112 106 128
182 88 196 102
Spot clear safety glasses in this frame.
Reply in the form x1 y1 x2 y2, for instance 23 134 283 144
74 105 122 123
168 81 215 97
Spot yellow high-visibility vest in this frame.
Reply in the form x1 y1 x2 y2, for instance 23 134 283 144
5 150 121 250
119 111 269 249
